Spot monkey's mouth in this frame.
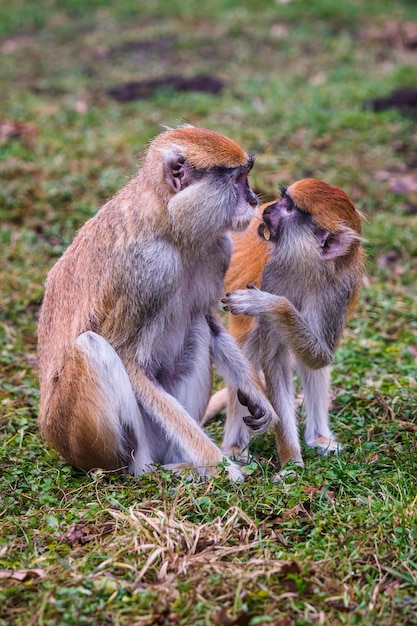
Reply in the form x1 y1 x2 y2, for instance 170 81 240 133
258 222 271 241
258 202 280 242
258 221 278 242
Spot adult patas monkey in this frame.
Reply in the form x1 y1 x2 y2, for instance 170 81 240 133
206 179 364 472
37 126 277 481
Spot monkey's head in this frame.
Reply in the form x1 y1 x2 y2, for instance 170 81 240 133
258 178 362 265
146 126 258 240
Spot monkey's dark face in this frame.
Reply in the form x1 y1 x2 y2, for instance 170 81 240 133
258 188 359 264
258 193 312 243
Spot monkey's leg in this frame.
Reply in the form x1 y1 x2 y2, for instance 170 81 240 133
124 366 245 482
262 351 304 472
207 313 275 433
150 316 238 476
44 331 155 475
221 386 251 461
173 317 213 425
298 364 341 454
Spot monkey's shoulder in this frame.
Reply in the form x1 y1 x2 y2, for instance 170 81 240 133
227 229 270 291
200 233 233 273
124 237 182 281
177 239 230 310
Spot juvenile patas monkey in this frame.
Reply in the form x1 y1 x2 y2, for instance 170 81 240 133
206 179 364 471
37 126 278 481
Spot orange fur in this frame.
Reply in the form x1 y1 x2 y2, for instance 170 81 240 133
38 126 276 480
215 179 364 473
289 178 362 233
226 204 272 343
152 127 249 169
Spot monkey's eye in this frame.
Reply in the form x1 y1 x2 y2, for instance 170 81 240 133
283 197 295 214
279 186 296 214
232 169 247 187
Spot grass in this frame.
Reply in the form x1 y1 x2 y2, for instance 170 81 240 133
1 0 417 624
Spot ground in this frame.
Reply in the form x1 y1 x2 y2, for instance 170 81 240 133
0 1 417 624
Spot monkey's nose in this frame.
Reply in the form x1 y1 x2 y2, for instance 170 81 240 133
248 189 259 208
262 201 277 217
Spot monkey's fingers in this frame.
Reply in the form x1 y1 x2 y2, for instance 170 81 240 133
237 389 272 433
237 389 264 418
221 294 233 310
221 285 260 316
221 300 238 315
242 413 270 434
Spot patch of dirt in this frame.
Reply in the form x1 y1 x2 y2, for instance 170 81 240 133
107 74 224 102
365 87 417 114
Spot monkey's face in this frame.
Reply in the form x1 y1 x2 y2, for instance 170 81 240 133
165 148 257 242
224 156 259 232
258 186 361 264
258 194 312 244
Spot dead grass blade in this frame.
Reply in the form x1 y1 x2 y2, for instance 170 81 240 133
105 505 291 585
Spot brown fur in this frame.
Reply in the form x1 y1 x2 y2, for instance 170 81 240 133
207 179 364 474
152 127 249 169
38 126 277 480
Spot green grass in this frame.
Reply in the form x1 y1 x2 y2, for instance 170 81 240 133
1 1 417 624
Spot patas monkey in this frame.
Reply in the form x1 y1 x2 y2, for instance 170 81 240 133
205 179 364 471
38 126 278 481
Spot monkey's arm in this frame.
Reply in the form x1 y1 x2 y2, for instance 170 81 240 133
206 313 276 433
222 287 335 370
125 362 244 480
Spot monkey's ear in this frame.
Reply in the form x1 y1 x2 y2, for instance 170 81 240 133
162 150 193 193
316 226 360 260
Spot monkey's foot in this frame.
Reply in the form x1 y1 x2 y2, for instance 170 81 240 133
162 463 203 482
308 436 342 455
162 459 244 482
273 461 304 484
223 459 245 482
222 444 252 464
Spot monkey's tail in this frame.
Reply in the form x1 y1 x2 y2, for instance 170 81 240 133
201 387 228 426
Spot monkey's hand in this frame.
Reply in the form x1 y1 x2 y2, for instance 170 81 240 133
236 388 272 434
207 311 277 434
222 285 280 317
223 289 332 370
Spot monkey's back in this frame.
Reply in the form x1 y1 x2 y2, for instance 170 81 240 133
225 207 270 344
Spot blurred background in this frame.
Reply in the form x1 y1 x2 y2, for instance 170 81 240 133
1 2 417 623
